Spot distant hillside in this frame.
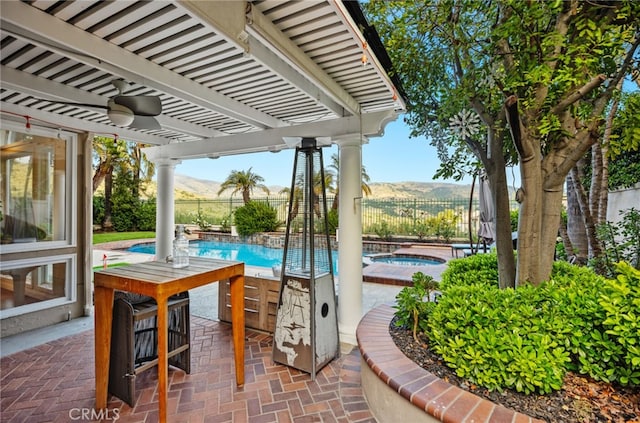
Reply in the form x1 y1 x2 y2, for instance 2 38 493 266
164 174 475 200
367 181 472 199
172 174 286 200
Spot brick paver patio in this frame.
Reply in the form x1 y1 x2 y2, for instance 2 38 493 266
1 317 374 423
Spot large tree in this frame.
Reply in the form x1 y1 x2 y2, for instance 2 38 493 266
365 0 639 286
567 90 640 268
92 136 155 230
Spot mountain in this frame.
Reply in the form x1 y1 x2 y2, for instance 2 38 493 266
367 181 473 199
168 174 475 200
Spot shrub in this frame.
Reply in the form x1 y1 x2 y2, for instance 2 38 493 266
220 213 232 232
394 272 439 343
598 262 640 385
427 283 570 394
412 221 430 240
439 252 499 291
234 201 279 236
595 207 640 275
510 209 519 232
425 210 459 242
326 209 339 234
372 220 393 241
136 199 156 231
193 210 213 231
315 209 338 235
93 196 105 226
405 255 639 395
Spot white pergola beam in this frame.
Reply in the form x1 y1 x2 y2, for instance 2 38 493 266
1 2 283 130
179 0 348 116
246 4 361 116
0 66 221 140
143 110 398 160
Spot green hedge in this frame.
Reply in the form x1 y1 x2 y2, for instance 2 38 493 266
400 255 640 394
439 252 500 291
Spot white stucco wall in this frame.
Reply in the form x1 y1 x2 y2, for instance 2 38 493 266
607 182 640 225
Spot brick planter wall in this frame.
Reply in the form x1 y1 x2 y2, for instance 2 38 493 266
356 304 544 423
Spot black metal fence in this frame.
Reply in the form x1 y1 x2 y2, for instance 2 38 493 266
176 196 518 240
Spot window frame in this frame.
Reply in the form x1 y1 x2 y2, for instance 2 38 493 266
0 122 77 254
0 253 77 319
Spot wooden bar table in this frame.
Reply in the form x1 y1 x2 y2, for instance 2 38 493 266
94 257 245 422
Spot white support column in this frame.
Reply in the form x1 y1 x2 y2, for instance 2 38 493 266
81 132 94 317
336 136 364 345
154 158 180 261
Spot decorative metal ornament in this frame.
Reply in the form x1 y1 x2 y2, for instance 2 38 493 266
449 109 481 139
272 137 340 379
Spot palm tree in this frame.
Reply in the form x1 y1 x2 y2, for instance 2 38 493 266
280 186 302 222
129 142 155 200
92 136 128 229
328 153 372 210
217 168 270 204
92 136 156 230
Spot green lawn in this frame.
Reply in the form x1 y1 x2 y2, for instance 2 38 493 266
92 231 155 245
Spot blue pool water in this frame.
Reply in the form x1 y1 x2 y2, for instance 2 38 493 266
128 240 341 271
370 255 443 266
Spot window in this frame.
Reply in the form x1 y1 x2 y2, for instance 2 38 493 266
0 255 76 318
1 129 70 248
0 124 77 317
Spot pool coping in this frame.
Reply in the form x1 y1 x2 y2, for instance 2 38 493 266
357 304 544 423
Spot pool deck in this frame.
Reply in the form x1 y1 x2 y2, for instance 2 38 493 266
362 245 452 286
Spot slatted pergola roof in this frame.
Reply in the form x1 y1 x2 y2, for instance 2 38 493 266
1 0 406 159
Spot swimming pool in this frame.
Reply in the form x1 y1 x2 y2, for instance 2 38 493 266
128 240 341 271
367 254 444 266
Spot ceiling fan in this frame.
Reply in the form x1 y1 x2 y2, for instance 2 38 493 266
55 79 162 129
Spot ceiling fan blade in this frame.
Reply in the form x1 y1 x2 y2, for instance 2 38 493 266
129 115 161 130
113 95 162 116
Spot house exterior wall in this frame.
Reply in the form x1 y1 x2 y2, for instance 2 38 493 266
607 182 640 225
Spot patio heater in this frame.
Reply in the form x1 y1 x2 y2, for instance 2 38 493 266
272 137 340 379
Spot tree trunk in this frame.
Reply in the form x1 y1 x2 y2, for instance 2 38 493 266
590 142 604 224
331 193 339 211
103 168 114 230
597 84 621 224
569 164 604 264
93 160 111 193
515 134 544 286
566 172 588 263
489 165 516 289
558 214 575 259
539 179 564 283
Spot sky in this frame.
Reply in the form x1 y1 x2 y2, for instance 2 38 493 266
174 118 516 187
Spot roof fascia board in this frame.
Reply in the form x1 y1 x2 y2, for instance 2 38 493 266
246 3 361 116
1 2 283 129
1 101 169 145
0 66 222 139
327 0 407 111
143 109 398 161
